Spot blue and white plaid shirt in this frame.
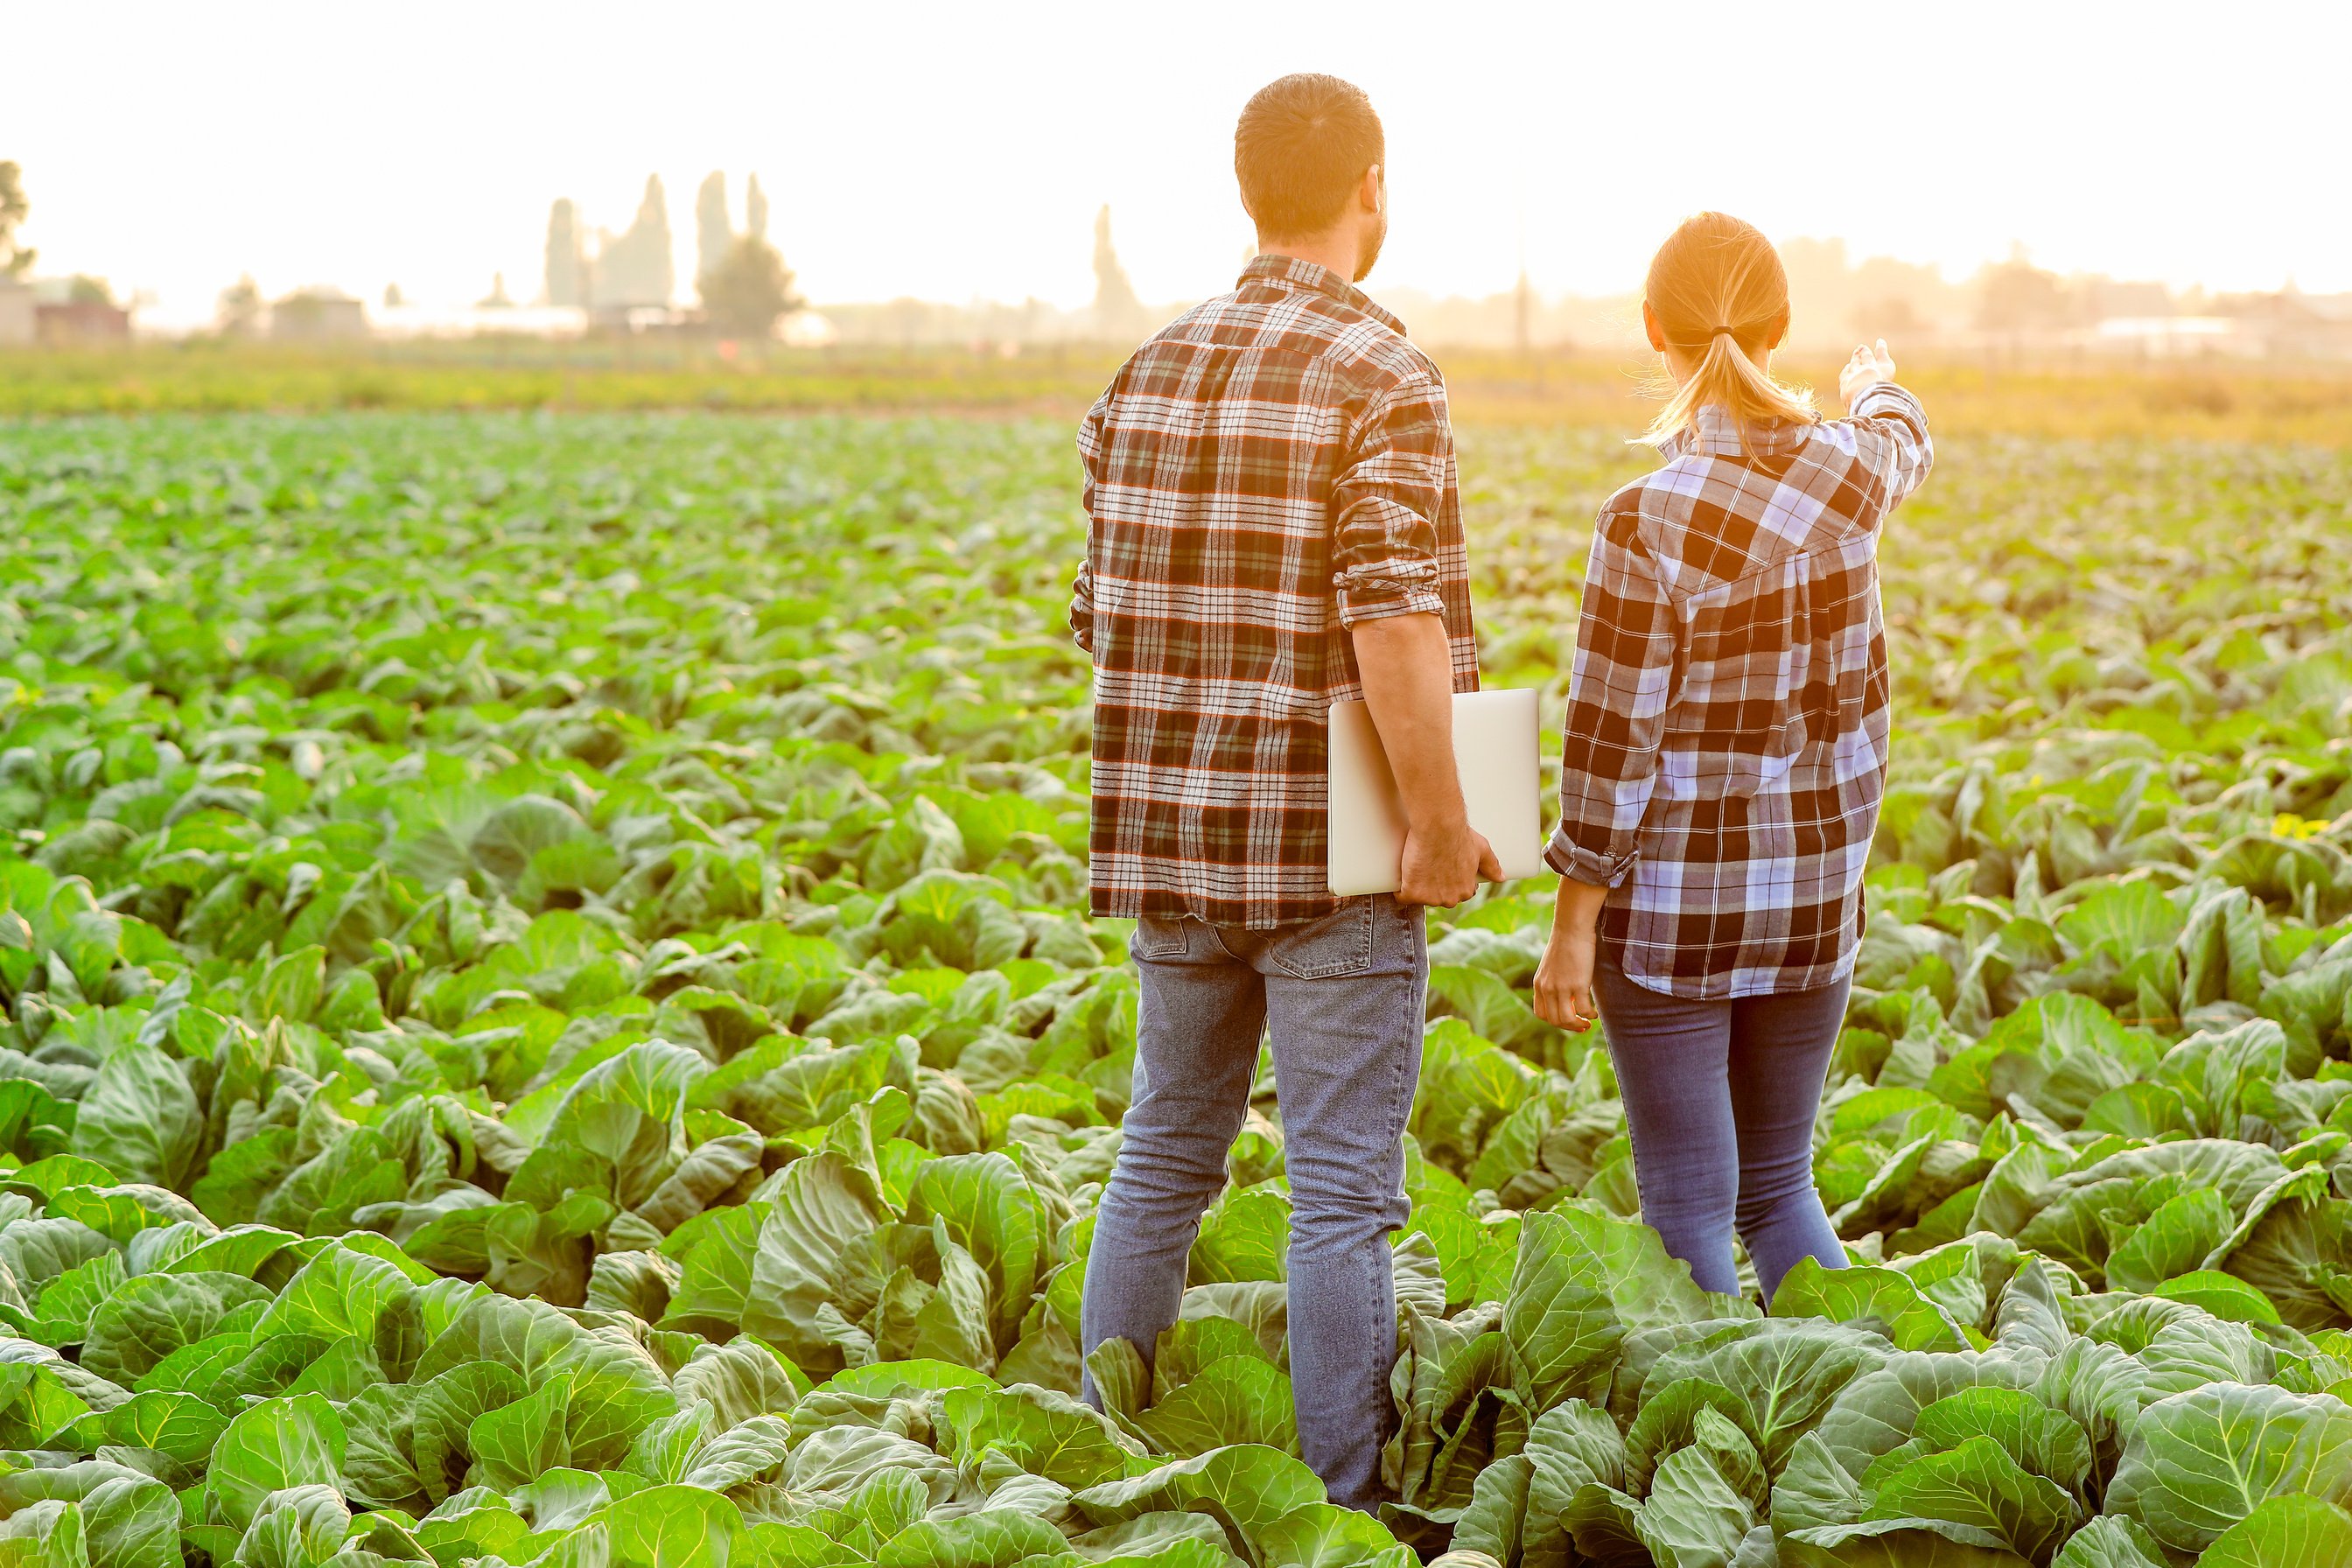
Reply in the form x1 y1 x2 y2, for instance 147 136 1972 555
1546 384 1934 998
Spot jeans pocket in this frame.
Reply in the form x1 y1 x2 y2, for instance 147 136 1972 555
1131 915 1191 961
1267 900 1376 980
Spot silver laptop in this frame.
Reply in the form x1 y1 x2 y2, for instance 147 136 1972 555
1326 689 1546 897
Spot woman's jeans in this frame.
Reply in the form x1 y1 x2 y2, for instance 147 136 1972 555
1594 946 1850 1302
1081 894 1425 1509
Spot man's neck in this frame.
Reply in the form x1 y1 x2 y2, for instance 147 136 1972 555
1256 232 1359 284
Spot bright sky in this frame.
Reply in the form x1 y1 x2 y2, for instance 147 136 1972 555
9 0 2348 324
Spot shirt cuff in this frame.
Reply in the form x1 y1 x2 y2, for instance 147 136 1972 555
1544 822 1638 888
1852 382 1924 421
1336 584 1446 628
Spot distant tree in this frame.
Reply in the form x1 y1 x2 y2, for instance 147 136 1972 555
696 172 732 289
544 199 584 308
0 161 32 279
479 272 514 309
217 275 264 336
384 283 404 308
745 174 769 244
592 176 674 309
700 234 802 339
67 276 115 306
1978 248 2071 336
1090 206 1145 341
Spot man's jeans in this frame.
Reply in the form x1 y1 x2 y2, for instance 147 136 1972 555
1080 894 1426 1508
1594 946 1851 1302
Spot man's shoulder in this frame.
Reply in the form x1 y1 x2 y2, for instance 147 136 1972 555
1143 284 1438 397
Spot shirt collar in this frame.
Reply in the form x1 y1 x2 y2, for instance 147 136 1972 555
1239 254 1408 336
1670 403 1815 459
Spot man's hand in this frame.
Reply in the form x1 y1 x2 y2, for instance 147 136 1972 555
1352 612 1494 910
1532 878 1608 1032
1399 820 1502 909
1839 338 1897 409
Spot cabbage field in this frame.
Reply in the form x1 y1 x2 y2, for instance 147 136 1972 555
0 410 2348 1568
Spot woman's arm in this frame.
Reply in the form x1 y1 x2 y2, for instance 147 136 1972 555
1534 877 1608 1031
1839 338 1934 518
1533 507 1676 1029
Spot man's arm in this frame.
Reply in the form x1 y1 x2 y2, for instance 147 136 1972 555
1070 391 1110 653
1332 373 1492 906
1353 613 1500 906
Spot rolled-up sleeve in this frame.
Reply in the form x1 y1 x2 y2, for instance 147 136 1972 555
1330 374 1451 627
1546 510 1676 887
1849 382 1935 525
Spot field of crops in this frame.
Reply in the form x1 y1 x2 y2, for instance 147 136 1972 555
0 409 2347 1568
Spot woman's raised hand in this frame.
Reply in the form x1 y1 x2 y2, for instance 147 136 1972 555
1839 339 1897 408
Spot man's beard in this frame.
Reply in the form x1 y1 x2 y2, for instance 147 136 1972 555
1354 209 1388 281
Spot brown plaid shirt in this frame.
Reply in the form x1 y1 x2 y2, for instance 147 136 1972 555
1547 385 1934 998
1072 256 1480 928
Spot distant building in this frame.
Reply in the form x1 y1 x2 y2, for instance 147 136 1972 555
270 289 368 341
2225 288 2352 360
36 299 130 343
0 278 31 345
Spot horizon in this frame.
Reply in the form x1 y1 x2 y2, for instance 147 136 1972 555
6 1 2348 327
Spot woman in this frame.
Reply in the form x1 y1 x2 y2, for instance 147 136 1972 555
1531 211 1935 1301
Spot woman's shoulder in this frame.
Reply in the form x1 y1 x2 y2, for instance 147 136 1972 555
1596 451 1712 552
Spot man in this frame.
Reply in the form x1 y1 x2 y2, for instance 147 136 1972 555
1069 72 1491 1508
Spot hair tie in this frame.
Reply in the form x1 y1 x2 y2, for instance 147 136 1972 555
1711 326 1736 340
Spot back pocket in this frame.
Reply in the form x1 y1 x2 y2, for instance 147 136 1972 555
1266 900 1375 979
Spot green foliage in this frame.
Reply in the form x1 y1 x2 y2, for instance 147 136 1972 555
0 413 2346 1566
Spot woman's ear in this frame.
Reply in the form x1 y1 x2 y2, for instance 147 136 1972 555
1766 308 1790 351
1642 299 1666 353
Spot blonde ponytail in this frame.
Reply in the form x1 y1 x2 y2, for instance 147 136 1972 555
1636 213 1816 452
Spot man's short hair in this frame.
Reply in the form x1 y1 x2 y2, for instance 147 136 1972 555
1234 74 1383 241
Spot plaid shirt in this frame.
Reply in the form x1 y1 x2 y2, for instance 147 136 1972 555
1547 384 1934 998
1072 255 1480 928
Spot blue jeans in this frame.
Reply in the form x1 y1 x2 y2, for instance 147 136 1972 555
1081 894 1425 1508
1595 946 1849 1301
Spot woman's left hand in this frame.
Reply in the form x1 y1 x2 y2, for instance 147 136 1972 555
1534 923 1600 1032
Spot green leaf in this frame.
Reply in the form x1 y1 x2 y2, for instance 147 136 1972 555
2194 1494 2352 1568
207 1392 347 1532
1865 1434 2078 1562
1914 1386 2094 1496
80 1270 274 1386
2050 1516 2167 1568
469 1368 575 1490
233 1483 349 1568
599 1483 742 1568
1134 1353 1298 1459
939 1382 1132 1489
1634 1441 1757 1568
1504 1206 1723 1415
2107 1382 2352 1555
1070 1446 1326 1558
1251 1502 1411 1568
256 1240 416 1342
1772 1259 1968 1351
2150 1272 2285 1326
100 1389 230 1466
2107 1189 2235 1293
68 1046 200 1190
542 1040 708 1210
872 1509 1068 1568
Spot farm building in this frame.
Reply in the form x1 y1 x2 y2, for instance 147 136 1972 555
35 298 130 342
270 288 369 341
0 278 31 344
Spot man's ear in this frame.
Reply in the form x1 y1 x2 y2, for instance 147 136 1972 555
1642 298 1667 353
1361 164 1382 214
